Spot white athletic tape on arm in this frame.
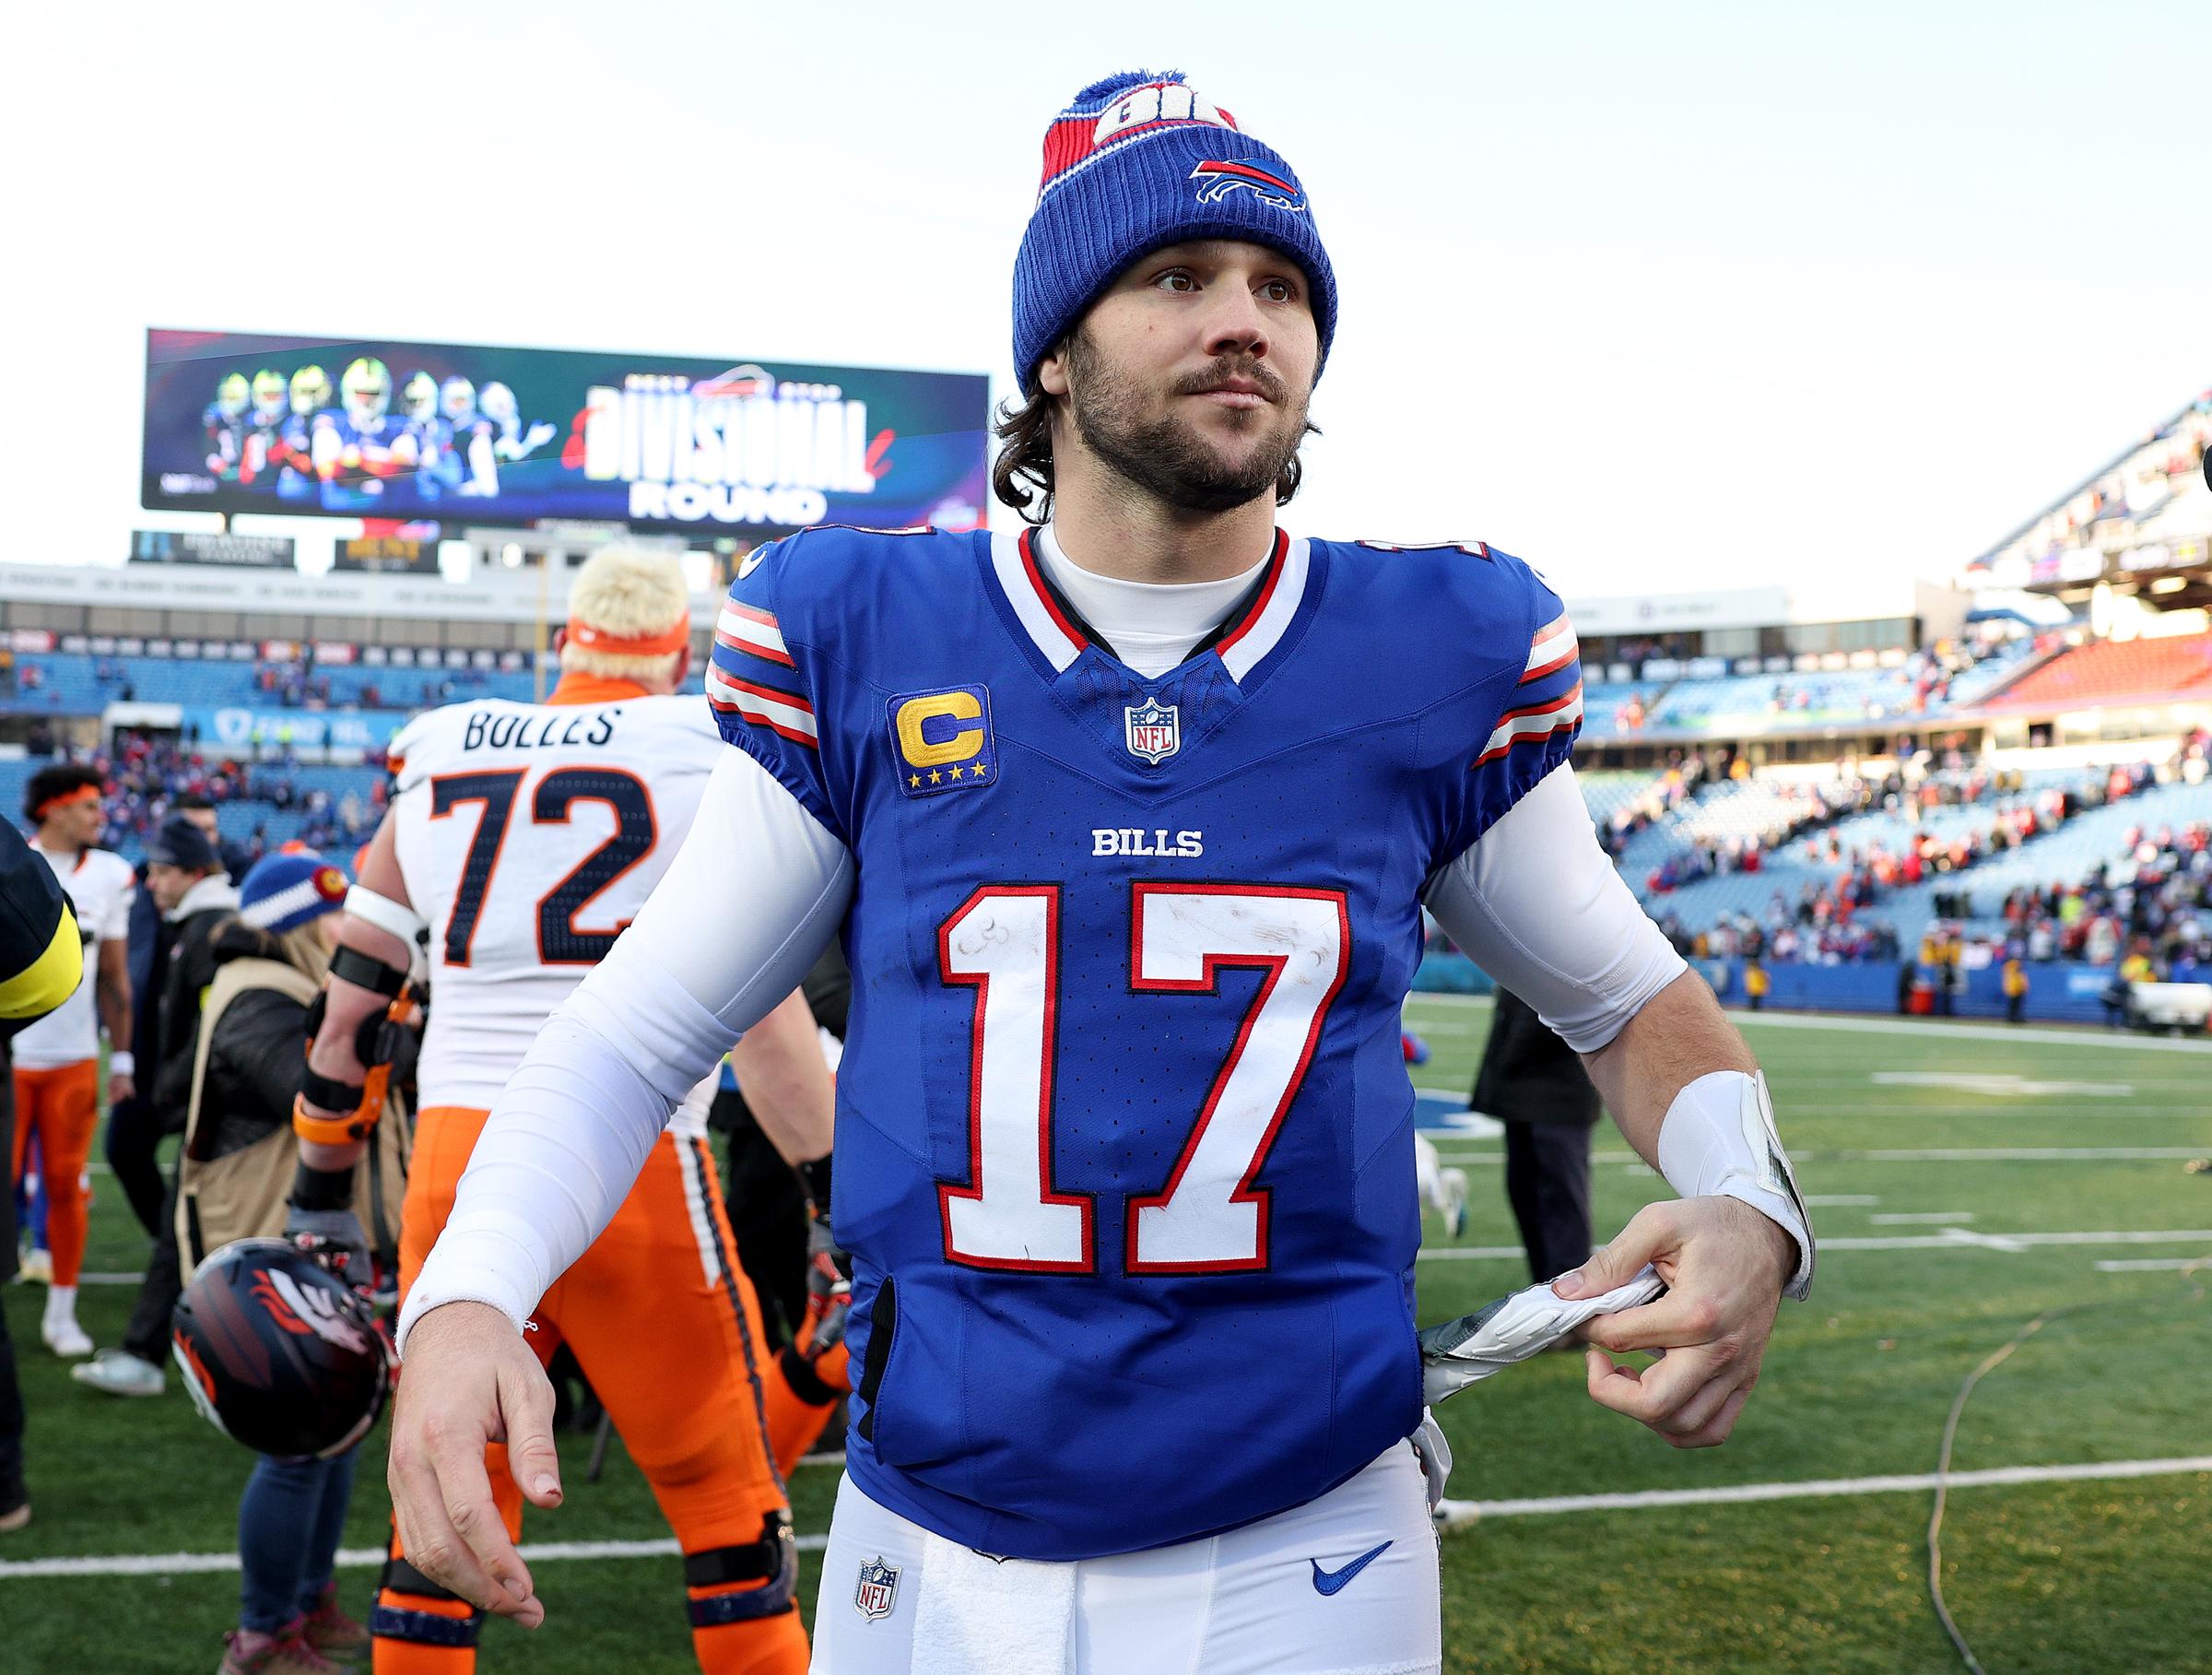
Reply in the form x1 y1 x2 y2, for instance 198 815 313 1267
343 884 425 946
1656 1070 1815 1300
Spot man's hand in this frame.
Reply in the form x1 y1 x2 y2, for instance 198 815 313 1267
107 1069 135 1106
285 1204 371 1290
798 1218 853 1357
386 1302 563 1628
1555 1197 1796 1449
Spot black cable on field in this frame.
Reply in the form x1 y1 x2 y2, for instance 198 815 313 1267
1927 1255 2210 1673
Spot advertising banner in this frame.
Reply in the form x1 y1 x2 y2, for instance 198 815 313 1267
143 329 991 537
129 529 296 569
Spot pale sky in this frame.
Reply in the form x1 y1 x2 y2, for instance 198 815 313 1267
11 1 2208 603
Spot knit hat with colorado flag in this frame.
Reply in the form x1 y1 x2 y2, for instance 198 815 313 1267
1012 71 1337 395
239 852 348 936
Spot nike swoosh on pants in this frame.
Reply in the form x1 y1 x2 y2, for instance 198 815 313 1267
1309 1539 1393 1597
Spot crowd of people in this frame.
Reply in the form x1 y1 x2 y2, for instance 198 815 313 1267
1994 820 2212 977
43 734 387 872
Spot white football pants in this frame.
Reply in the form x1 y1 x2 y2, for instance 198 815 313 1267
809 1443 1441 1675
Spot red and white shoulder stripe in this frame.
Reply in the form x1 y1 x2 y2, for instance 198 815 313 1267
1473 682 1583 767
1217 532 1307 683
706 665 818 749
715 600 795 668
1523 612 1578 684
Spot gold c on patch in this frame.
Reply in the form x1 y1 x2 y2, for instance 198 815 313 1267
888 684 998 798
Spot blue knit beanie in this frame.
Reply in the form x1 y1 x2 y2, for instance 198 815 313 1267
239 853 348 936
1012 71 1337 395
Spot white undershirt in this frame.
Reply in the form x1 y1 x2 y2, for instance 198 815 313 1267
1034 523 1269 679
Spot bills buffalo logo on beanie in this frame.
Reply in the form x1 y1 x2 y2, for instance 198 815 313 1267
1011 71 1338 395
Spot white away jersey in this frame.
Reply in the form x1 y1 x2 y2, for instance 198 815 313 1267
389 688 725 1125
13 846 133 1070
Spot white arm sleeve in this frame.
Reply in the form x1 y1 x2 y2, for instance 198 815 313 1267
396 747 855 1351
1420 761 1687 1054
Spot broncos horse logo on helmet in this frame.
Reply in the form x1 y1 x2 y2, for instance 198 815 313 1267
172 1239 393 1460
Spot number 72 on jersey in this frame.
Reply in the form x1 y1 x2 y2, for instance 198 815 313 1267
936 883 1349 1276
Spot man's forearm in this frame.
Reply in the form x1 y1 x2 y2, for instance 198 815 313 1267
727 987 835 1165
1580 969 1754 1165
96 945 132 1061
1584 969 1811 1296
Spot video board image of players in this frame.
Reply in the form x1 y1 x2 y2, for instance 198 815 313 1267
190 354 559 513
146 329 991 534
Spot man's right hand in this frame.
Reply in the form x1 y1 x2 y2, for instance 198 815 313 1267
385 1301 563 1628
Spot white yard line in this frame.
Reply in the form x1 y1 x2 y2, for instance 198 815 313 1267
2095 1257 2212 1272
1464 1456 2212 1520
1418 1228 2212 1261
1423 1147 2210 1164
10 1457 2209 1579
1405 990 2212 1054
1869 1212 1976 1225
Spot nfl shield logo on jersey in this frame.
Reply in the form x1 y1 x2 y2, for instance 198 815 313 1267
1124 699 1181 764
853 1555 900 1621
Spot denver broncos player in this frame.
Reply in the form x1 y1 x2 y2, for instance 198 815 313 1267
389 72 1813 1675
293 548 834 1675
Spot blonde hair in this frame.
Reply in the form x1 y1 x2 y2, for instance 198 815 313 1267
271 921 335 987
559 545 691 684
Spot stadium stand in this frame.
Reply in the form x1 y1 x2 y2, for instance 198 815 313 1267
1981 631 2212 712
0 653 543 716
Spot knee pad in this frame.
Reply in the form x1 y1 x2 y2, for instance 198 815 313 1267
372 1556 484 1647
683 1513 797 1627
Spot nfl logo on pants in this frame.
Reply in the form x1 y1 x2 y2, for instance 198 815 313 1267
1125 699 1180 764
854 1555 900 1621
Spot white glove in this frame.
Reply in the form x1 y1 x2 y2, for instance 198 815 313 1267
1418 1264 1666 1406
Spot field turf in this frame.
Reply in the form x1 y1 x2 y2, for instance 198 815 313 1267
3 1000 2207 1672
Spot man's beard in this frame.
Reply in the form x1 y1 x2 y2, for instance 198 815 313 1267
1063 331 1309 515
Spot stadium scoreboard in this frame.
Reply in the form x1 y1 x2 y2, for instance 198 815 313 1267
142 328 991 538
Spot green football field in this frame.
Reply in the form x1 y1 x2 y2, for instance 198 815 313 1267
4 1001 2208 1673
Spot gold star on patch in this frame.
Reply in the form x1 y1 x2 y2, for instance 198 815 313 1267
928 769 943 784
948 765 965 780
971 762 987 776
909 773 921 788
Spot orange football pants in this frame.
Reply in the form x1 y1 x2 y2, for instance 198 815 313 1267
10 1059 99 1288
374 1107 807 1675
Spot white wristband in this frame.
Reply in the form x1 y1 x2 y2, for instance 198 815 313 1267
109 1050 135 1077
344 884 426 946
1656 1070 1814 1300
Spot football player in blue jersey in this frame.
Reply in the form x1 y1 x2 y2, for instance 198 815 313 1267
380 68 1814 1675
402 371 459 500
237 370 288 486
273 365 329 503
311 358 420 511
203 372 251 480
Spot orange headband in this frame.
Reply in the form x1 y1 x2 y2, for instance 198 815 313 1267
564 615 691 657
33 784 101 819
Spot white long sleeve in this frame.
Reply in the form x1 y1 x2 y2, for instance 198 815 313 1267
1420 761 1687 1054
396 747 854 1350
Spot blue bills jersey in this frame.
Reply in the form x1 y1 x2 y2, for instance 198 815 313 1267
711 525 1583 1561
